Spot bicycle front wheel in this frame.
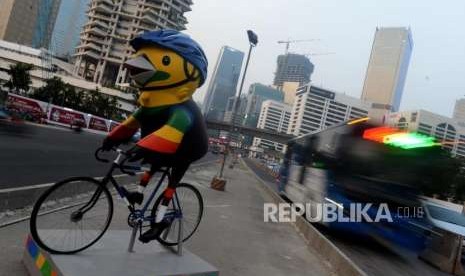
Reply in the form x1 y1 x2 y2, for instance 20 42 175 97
30 177 113 254
151 183 203 246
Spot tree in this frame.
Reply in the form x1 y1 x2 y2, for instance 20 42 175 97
31 77 124 121
31 77 89 112
63 86 85 110
5 63 33 95
447 157 465 202
416 150 465 201
80 88 123 121
30 77 67 105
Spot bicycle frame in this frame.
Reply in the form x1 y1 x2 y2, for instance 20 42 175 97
82 149 182 224
32 147 189 256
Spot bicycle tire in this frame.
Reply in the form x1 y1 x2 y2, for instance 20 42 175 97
151 183 203 246
30 177 113 254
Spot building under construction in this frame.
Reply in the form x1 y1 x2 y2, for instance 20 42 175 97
73 0 193 87
273 53 314 89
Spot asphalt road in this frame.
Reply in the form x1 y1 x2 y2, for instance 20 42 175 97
0 123 218 189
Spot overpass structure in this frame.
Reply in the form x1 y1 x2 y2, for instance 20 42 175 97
205 120 294 145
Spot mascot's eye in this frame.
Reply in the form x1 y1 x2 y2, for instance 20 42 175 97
162 56 171 66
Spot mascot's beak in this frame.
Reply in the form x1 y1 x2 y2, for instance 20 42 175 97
124 55 156 87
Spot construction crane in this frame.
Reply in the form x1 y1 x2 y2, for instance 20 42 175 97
277 39 319 54
303 52 336 57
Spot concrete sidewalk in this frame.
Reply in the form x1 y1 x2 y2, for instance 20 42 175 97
0 161 334 276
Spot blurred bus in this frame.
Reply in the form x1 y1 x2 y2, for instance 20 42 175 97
282 118 456 251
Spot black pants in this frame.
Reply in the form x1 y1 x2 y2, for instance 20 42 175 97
147 161 190 189
141 152 195 202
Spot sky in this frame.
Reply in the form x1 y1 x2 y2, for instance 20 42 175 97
184 0 465 117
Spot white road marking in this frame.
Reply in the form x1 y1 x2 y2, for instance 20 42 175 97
205 204 232 208
0 159 218 194
0 173 135 194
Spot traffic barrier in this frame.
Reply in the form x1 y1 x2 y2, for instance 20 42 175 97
419 228 465 275
210 176 226 191
5 93 119 132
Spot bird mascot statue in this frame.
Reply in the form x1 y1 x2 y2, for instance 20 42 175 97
102 30 208 243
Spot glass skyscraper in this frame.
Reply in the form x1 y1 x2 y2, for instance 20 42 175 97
52 0 90 59
32 0 62 49
361 27 413 119
202 46 244 121
0 0 61 49
241 83 284 145
243 83 284 128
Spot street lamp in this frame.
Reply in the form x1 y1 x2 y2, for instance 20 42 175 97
229 30 258 131
211 30 258 190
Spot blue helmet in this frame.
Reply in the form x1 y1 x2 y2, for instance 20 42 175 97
130 30 208 87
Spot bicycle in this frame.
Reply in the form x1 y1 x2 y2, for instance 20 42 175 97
29 147 204 255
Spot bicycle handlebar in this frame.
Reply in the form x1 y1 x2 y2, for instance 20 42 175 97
94 147 110 163
94 147 138 176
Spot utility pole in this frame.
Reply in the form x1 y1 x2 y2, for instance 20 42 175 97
211 30 258 190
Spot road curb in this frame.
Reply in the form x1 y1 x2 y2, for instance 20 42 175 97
241 158 367 276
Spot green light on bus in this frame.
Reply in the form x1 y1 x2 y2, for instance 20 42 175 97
383 132 437 149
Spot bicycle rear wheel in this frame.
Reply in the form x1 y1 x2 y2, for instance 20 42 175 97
151 183 203 246
30 177 113 254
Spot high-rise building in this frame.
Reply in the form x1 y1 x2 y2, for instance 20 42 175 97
385 110 465 158
242 83 284 128
52 0 90 60
253 100 292 152
0 0 61 49
223 95 247 124
220 84 284 143
453 99 465 123
220 95 247 143
273 53 314 88
202 46 244 121
281 81 299 105
288 85 370 137
0 39 134 112
361 27 413 120
73 0 193 86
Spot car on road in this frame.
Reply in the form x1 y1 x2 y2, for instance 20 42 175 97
210 144 224 154
0 109 9 120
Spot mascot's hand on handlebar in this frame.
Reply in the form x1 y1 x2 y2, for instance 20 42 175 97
102 137 118 151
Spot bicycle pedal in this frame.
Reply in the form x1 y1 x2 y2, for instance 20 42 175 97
127 192 144 205
139 221 170 243
120 187 144 205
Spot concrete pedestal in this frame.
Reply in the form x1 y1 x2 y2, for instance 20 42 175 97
23 230 219 276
